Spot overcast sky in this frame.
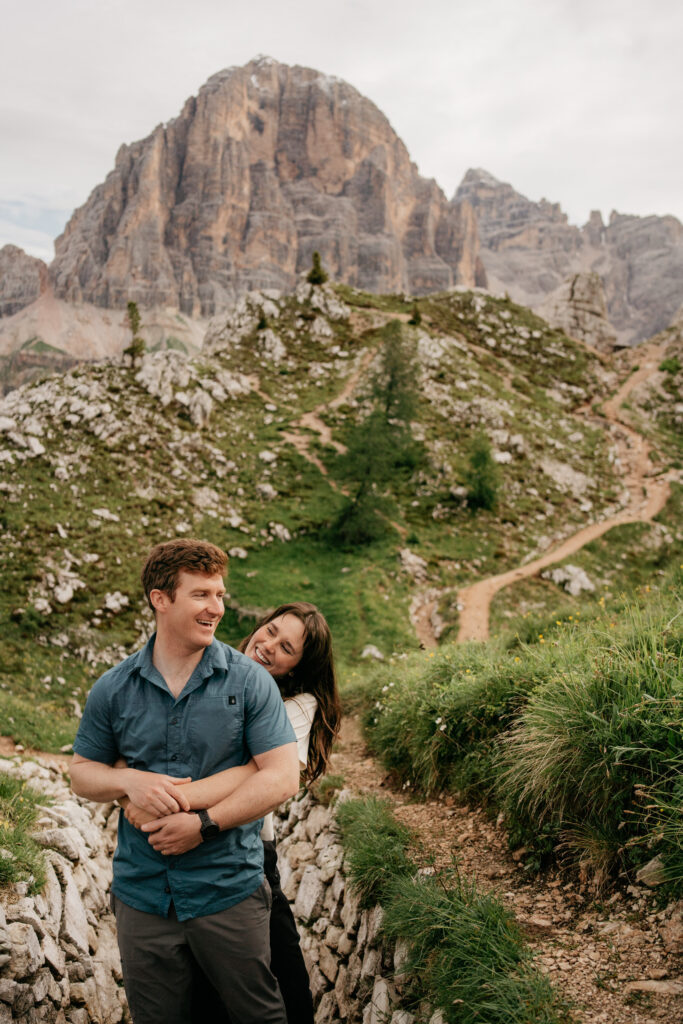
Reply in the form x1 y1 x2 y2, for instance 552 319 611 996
1 0 681 261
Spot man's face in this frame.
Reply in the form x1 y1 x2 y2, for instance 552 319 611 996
155 571 226 650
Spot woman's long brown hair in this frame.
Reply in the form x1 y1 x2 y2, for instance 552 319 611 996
239 602 342 783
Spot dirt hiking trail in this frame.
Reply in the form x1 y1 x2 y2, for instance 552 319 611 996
455 342 674 642
332 716 683 1024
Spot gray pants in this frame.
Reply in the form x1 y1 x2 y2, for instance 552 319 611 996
113 885 286 1024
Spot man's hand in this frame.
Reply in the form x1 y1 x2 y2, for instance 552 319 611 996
123 769 192 816
141 812 202 855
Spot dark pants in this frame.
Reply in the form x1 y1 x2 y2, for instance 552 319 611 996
191 841 314 1024
113 883 286 1024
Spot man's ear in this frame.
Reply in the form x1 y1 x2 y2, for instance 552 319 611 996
149 589 169 613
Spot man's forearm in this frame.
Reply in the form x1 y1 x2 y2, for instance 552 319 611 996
70 759 131 802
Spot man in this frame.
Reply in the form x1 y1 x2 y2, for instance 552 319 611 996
70 539 299 1024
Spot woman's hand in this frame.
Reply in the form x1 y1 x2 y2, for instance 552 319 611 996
141 812 202 855
124 801 160 829
122 768 192 815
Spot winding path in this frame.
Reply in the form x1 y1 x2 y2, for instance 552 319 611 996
455 342 673 642
254 349 376 488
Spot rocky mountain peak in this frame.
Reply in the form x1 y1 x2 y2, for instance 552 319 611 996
49 58 481 318
453 171 683 346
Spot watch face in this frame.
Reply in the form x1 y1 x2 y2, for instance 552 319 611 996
198 810 220 840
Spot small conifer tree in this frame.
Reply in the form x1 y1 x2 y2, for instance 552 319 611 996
408 301 422 326
123 301 146 365
307 251 328 286
465 431 500 511
330 320 422 547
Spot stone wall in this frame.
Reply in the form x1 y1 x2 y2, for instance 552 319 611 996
274 790 438 1024
0 756 125 1024
0 757 432 1024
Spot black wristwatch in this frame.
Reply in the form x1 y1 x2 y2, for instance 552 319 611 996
195 808 220 842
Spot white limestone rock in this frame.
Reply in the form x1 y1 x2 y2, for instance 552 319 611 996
103 591 129 613
32 826 89 863
59 867 90 954
635 855 667 888
304 805 332 844
542 564 595 596
360 645 384 661
294 865 326 922
539 457 592 496
658 900 683 954
317 843 344 883
7 922 44 978
368 977 395 1024
399 548 428 582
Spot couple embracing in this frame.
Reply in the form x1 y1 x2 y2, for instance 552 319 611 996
70 538 342 1023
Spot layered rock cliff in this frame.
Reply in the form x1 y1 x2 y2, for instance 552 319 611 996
0 245 48 318
453 169 683 346
537 271 617 353
49 57 484 317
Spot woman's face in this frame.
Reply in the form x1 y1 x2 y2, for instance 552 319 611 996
244 613 306 679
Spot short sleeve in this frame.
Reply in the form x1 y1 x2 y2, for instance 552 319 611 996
72 674 120 764
243 665 296 756
285 694 317 768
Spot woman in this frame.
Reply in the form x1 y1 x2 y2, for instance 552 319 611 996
122 602 342 1024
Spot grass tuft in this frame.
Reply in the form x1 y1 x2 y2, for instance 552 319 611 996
0 772 48 893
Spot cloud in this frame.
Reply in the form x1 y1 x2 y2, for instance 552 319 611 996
0 0 681 252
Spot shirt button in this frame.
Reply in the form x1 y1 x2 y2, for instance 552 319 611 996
164 887 171 894
170 754 178 761
171 718 178 725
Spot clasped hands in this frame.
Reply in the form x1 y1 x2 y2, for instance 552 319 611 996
123 771 203 856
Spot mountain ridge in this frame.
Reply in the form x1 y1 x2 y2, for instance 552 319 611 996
1 57 682 377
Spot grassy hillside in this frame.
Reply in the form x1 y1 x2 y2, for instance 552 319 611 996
0 280 679 750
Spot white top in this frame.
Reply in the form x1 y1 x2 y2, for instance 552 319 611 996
260 692 317 842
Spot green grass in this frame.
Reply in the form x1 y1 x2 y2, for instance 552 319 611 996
364 592 683 889
335 796 414 907
496 605 683 878
488 483 683 638
383 873 570 1024
0 282 677 758
336 796 569 1024
0 772 49 893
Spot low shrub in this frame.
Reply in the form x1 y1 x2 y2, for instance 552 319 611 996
496 607 683 881
364 596 683 889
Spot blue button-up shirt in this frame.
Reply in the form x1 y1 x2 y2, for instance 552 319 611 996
73 636 295 920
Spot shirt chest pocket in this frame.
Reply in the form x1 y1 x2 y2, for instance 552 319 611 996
114 700 168 766
186 697 244 760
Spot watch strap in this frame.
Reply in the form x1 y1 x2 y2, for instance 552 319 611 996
196 808 220 841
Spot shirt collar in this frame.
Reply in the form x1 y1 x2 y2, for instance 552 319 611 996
133 635 231 698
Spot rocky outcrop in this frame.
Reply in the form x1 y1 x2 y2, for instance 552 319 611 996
50 57 482 318
453 169 683 346
0 245 48 318
537 271 617 352
0 756 124 1024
